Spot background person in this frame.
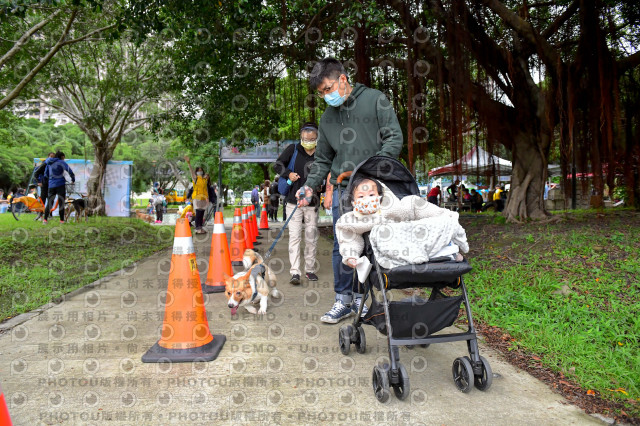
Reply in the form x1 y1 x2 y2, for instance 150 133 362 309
274 122 323 285
427 185 441 205
251 184 262 219
206 177 218 217
481 185 505 212
261 180 270 219
494 184 505 212
269 178 280 221
446 179 460 202
298 57 403 324
184 156 209 234
33 152 55 202
470 189 483 212
43 151 75 224
153 189 165 223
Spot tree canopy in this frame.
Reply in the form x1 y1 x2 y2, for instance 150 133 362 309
123 0 640 220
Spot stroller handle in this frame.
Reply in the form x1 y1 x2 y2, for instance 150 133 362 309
336 171 352 184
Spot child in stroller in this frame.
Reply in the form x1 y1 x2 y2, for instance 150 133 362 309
333 156 492 403
336 176 468 272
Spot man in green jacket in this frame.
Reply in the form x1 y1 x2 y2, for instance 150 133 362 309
298 57 403 324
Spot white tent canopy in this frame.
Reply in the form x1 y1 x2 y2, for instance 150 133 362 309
428 146 562 178
428 146 512 177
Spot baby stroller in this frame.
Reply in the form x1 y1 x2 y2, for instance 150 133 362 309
334 156 492 402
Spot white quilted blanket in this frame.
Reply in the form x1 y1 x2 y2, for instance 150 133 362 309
369 215 469 269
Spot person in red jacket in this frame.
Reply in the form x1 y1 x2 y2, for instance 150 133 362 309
427 185 441 206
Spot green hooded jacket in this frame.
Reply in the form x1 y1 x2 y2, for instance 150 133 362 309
304 83 403 189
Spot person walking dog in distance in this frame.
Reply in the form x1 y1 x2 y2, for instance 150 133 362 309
274 122 323 285
297 57 403 324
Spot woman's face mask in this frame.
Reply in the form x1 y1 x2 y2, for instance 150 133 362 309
196 171 203 177
352 195 381 215
300 139 317 150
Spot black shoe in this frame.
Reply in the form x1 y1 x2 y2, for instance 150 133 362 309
290 274 301 285
305 272 318 281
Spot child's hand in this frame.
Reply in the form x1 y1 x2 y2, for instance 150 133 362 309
346 258 357 268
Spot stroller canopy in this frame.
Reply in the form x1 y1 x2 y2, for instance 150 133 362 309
346 156 420 201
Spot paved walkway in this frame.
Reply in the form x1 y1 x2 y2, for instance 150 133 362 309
0 220 603 425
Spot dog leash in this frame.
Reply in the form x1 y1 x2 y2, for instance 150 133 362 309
263 204 298 261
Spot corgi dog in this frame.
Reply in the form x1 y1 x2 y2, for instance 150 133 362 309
135 210 154 223
225 249 279 315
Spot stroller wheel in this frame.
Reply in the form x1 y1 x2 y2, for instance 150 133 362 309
355 326 366 354
338 326 351 355
474 356 493 391
452 356 474 393
392 363 410 401
372 365 390 403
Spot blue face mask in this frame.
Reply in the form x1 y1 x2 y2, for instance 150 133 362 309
324 88 345 107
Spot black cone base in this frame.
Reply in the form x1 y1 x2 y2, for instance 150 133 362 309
231 261 244 266
202 283 225 293
142 335 226 363
256 235 264 239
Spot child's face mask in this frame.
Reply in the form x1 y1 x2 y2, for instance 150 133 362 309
352 196 381 215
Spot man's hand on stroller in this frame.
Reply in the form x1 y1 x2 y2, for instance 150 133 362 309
296 185 313 207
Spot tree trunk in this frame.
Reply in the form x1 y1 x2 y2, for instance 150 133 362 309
503 131 550 222
354 23 371 86
258 163 270 181
86 142 114 216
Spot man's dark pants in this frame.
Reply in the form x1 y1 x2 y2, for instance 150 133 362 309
332 189 354 304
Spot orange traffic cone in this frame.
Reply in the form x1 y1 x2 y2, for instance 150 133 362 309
142 218 225 362
0 382 12 426
229 208 246 266
252 205 263 239
259 202 269 230
250 206 262 243
203 212 231 293
246 205 254 241
242 207 254 250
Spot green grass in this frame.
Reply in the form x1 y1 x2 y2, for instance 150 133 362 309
464 210 640 417
0 213 173 321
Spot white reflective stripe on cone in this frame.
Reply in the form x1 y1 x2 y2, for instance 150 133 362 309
213 223 225 234
173 236 195 255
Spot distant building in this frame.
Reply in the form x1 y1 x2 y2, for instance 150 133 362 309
11 99 72 126
11 98 173 128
